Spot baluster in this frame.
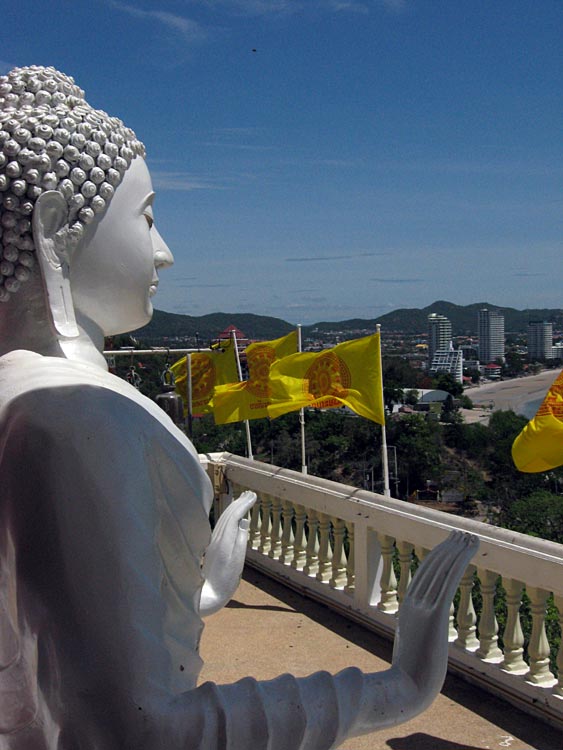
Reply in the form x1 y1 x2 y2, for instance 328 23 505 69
377 534 398 614
268 495 283 560
526 586 556 686
554 594 563 697
344 522 355 595
501 578 528 675
329 517 347 589
476 569 502 662
279 500 295 565
455 565 479 651
257 494 272 555
316 513 333 583
248 492 262 549
396 540 413 605
303 510 320 576
291 504 307 571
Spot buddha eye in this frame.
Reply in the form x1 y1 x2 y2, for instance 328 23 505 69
144 212 154 230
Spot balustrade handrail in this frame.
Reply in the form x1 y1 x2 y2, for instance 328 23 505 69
206 452 563 593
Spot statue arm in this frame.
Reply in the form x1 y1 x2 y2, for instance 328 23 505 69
165 531 478 750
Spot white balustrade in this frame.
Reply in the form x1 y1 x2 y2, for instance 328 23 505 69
526 586 557 687
476 569 503 662
455 565 479 651
291 504 308 571
304 510 320 576
279 500 295 565
205 453 563 729
329 517 348 590
396 540 413 605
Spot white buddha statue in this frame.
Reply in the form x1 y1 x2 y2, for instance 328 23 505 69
0 66 478 749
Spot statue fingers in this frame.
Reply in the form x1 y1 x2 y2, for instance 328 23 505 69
212 492 256 539
234 491 257 518
406 531 478 606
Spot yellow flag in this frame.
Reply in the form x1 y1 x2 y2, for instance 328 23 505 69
211 330 298 424
512 369 563 472
170 340 238 417
267 333 385 424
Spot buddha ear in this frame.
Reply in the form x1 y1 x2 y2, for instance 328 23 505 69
33 190 79 338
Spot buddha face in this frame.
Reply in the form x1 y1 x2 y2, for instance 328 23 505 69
69 157 174 336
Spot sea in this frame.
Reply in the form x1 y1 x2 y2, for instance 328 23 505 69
520 397 543 421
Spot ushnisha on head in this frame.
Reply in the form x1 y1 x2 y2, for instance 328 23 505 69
0 65 145 303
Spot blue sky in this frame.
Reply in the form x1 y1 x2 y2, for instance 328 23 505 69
2 1 562 324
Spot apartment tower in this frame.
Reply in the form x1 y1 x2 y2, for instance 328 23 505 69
478 308 505 364
527 321 554 360
427 313 452 366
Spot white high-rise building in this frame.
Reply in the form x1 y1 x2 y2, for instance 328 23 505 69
428 313 452 365
430 342 464 384
478 309 505 364
527 321 554 360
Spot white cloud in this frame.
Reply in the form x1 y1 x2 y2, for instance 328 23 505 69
327 1 369 13
377 0 407 11
108 2 206 42
185 0 375 16
184 0 294 15
151 171 228 191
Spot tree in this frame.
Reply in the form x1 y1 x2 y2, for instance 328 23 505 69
432 372 463 398
484 411 547 510
387 414 443 498
404 389 420 406
503 349 525 377
499 490 563 544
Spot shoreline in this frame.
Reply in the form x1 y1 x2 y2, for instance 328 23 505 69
460 368 562 424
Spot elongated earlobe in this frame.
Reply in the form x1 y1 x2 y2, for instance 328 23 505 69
33 191 79 338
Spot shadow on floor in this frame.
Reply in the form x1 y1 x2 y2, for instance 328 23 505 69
242 567 560 750
387 733 494 750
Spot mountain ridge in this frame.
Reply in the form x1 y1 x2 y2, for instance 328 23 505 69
134 302 563 342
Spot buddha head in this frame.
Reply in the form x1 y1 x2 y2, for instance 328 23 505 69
0 65 173 347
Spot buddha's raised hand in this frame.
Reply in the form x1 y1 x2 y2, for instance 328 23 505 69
199 491 257 617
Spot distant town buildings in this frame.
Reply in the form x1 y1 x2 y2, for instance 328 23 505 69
427 313 452 366
429 342 464 383
478 308 505 364
427 313 464 383
527 320 554 360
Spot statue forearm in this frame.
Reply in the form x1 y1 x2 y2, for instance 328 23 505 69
165 666 423 750
166 532 478 750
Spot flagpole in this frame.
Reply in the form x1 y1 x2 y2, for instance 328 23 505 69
187 352 193 439
231 330 254 460
298 324 307 475
377 324 391 497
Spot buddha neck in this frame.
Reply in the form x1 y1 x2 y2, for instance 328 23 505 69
59 313 108 370
0 273 108 371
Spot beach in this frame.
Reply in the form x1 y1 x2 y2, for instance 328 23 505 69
461 368 562 424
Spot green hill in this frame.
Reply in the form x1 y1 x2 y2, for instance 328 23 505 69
306 301 563 336
134 309 294 343
134 301 563 343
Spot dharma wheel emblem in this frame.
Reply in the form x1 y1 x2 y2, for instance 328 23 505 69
192 355 216 400
245 346 275 398
305 352 351 399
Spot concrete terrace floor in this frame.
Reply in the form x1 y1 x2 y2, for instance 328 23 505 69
199 567 561 750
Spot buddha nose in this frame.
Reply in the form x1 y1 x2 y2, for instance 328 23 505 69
153 226 174 269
